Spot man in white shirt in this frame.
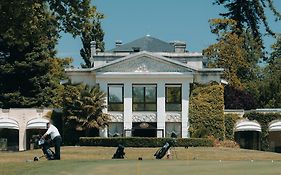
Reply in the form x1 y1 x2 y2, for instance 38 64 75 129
43 122 62 160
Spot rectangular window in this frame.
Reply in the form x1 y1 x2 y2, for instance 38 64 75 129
165 122 182 138
108 84 124 111
165 84 182 111
108 122 123 137
132 84 156 111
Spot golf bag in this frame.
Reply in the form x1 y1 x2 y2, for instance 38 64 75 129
154 140 175 159
34 137 55 161
112 144 125 159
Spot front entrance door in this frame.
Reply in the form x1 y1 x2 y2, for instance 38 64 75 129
132 122 157 137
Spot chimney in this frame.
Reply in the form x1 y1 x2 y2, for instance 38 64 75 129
90 41 96 56
173 41 186 53
90 41 96 66
115 40 122 47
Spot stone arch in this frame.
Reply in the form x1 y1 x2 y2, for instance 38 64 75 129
26 118 49 150
26 118 49 129
268 120 281 153
234 119 261 150
0 118 19 130
0 118 19 151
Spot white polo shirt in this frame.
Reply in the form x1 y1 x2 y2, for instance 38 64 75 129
45 124 61 140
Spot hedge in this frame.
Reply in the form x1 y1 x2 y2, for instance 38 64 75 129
189 83 225 140
79 137 213 147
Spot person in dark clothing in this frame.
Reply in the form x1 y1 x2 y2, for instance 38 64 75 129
42 122 62 160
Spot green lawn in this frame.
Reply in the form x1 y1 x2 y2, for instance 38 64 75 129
1 146 281 175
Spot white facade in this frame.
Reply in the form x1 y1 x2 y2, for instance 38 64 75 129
66 51 223 138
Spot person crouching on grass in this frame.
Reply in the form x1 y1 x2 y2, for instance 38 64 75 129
42 122 62 160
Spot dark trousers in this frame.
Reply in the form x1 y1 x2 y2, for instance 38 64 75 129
53 136 62 160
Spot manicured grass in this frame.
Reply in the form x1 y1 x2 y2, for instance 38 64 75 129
1 146 281 175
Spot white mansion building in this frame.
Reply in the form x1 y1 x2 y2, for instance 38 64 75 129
66 35 223 138
1 36 281 151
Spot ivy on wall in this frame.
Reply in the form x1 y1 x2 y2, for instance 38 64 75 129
224 114 240 140
188 82 281 151
189 83 225 140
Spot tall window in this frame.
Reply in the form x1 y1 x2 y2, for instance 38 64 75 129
108 84 124 111
132 84 157 111
165 84 181 111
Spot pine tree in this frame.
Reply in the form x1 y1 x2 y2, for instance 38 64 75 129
214 0 281 40
258 35 281 107
0 1 58 108
214 0 281 63
0 0 95 108
80 12 105 68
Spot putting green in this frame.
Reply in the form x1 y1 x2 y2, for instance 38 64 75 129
1 147 281 175
1 159 281 175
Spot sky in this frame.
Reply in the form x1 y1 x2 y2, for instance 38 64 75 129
56 0 281 67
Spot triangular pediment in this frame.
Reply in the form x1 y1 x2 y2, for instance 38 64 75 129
95 52 195 73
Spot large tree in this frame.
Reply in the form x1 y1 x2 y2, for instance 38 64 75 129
46 57 72 108
0 0 95 108
80 12 105 68
204 19 259 109
211 0 281 109
204 19 253 88
0 1 58 108
214 0 281 42
258 35 281 107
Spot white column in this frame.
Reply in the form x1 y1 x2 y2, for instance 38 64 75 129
182 81 190 138
18 114 26 151
18 127 26 151
157 81 165 138
97 81 108 137
124 82 132 137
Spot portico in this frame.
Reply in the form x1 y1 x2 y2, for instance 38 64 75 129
95 71 192 138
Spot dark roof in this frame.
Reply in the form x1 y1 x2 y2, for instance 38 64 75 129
108 35 174 53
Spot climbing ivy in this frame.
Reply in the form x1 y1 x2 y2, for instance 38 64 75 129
224 114 240 140
189 83 225 140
